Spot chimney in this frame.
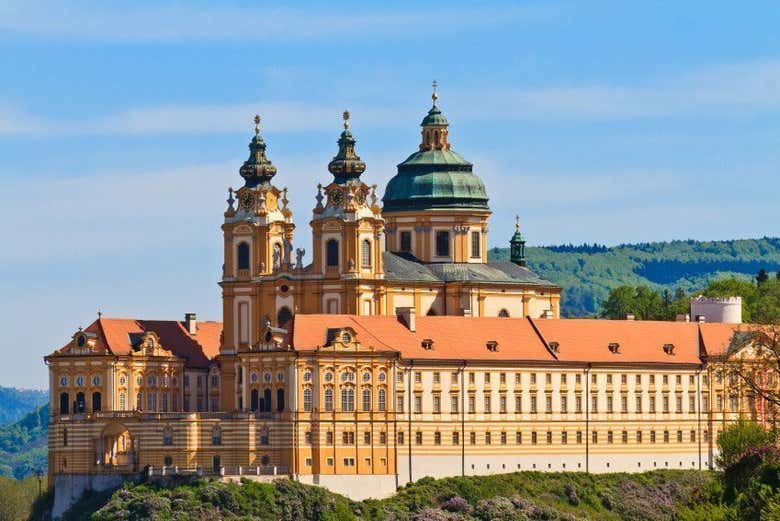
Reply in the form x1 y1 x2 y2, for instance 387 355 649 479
541 309 554 319
396 307 416 332
625 313 635 321
184 313 197 335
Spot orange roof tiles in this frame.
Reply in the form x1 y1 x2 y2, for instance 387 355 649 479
699 322 756 357
292 314 553 362
531 318 702 364
85 318 222 368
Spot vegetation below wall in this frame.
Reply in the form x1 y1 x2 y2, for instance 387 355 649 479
0 405 49 480
488 237 780 317
53 470 724 521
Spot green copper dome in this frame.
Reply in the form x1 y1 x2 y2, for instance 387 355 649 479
382 96 489 212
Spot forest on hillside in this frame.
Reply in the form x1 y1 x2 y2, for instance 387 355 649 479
489 237 780 317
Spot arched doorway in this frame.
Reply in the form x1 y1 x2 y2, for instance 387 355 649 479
59 392 69 414
263 389 272 412
250 389 259 412
276 389 285 412
277 306 293 328
100 423 135 469
92 392 102 412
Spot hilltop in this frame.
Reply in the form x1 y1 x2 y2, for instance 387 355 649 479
489 237 780 317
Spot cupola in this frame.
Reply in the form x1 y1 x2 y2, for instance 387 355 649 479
510 215 527 266
327 110 366 184
239 115 278 188
382 82 489 212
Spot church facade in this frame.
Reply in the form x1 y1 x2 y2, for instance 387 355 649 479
46 91 753 508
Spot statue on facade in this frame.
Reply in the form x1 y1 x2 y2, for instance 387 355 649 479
295 248 306 270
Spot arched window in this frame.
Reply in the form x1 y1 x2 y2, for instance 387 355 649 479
277 306 293 328
119 392 126 411
341 387 355 412
276 389 285 412
303 388 313 411
136 393 142 411
59 392 69 414
237 242 250 270
378 389 387 412
212 426 222 445
92 392 102 412
260 427 269 445
326 239 339 267
324 388 334 412
163 426 173 446
250 389 259 411
498 309 510 318
263 388 272 412
75 392 85 413
361 240 371 268
362 388 372 412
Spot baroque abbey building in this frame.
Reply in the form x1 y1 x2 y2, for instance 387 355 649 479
46 90 754 511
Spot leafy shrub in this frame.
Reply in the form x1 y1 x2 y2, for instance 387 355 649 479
717 418 776 470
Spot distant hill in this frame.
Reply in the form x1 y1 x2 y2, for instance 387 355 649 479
489 237 780 317
0 404 48 479
0 387 47 425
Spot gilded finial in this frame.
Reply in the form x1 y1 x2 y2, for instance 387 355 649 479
254 114 261 136
515 214 520 231
343 110 350 130
432 80 438 106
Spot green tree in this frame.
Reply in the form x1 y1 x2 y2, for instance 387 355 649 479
758 269 770 284
717 418 775 470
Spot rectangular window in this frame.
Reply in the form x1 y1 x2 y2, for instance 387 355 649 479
663 395 670 413
516 431 522 444
363 431 371 445
433 395 441 413
400 231 412 253
636 396 642 413
592 431 598 444
500 372 506 384
515 395 522 413
622 430 628 443
607 431 613 444
398 431 405 445
561 395 568 413
326 431 334 445
485 432 491 445
470 432 476 445
342 432 355 445
530 393 537 413
484 372 491 384
650 431 656 443
591 395 598 413
451 395 459 414
621 374 627 385
546 431 552 444
689 395 696 412
637 431 643 442
607 396 613 413
530 373 537 385
501 431 507 445
414 372 422 383
414 395 422 413
434 432 441 445
415 431 422 445
433 372 440 383
531 431 538 444
484 396 491 413
576 373 582 385
676 395 683 413
576 431 583 444
545 395 552 413
562 431 568 444
396 394 404 413
621 396 628 413
435 231 450 257
650 396 656 413
343 458 355 467
468 395 475 413
471 231 480 258
452 432 460 445
515 373 521 384
500 395 507 413
575 395 582 413
677 430 683 443
452 372 458 383
690 430 696 443
664 430 670 443
380 431 386 445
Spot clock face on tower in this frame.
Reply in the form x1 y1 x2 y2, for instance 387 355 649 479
330 189 343 207
240 192 254 211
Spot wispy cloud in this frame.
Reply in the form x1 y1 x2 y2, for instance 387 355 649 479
0 1 557 43
2 60 780 138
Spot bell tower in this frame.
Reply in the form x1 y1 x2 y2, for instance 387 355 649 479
220 116 295 355
310 111 384 314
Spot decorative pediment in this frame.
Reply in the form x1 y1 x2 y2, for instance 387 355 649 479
58 329 101 356
322 327 373 352
233 224 253 235
130 331 173 357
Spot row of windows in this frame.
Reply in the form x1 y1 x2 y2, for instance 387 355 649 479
397 429 709 446
402 370 706 387
398 392 704 414
396 230 481 259
302 369 388 384
58 375 101 387
324 239 374 268
302 387 386 412
305 457 388 468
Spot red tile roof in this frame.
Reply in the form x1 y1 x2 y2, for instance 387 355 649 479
530 319 702 364
79 318 222 368
291 314 553 361
699 322 759 357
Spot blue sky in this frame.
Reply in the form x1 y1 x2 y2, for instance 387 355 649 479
1 1 779 388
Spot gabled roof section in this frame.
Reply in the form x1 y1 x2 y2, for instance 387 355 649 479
530 318 702 364
291 314 552 361
699 322 761 357
65 318 222 368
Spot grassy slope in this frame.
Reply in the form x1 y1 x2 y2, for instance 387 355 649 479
489 237 780 317
60 469 728 521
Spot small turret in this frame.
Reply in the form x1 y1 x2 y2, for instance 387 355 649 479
510 215 526 266
327 110 366 184
239 115 277 187
419 80 451 151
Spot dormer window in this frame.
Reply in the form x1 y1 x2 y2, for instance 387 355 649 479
77 335 86 347
341 332 352 343
608 342 620 354
663 343 675 355
486 340 499 352
421 339 434 350
548 341 559 354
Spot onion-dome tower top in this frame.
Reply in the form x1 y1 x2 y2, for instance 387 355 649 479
327 110 366 184
382 82 489 212
239 115 278 187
